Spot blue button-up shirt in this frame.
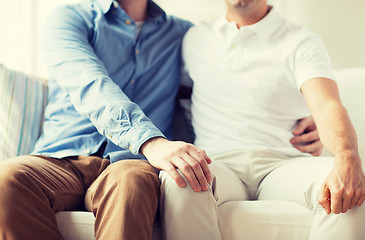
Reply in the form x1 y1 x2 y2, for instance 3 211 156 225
32 0 192 162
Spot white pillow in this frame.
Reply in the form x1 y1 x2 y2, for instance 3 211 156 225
0 64 47 161
335 68 365 161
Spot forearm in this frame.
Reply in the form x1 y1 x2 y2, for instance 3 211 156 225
301 78 361 164
314 101 360 163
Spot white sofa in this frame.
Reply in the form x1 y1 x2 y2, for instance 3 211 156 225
1 64 364 240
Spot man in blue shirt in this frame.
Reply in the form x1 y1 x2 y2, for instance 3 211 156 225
0 0 322 239
0 0 204 239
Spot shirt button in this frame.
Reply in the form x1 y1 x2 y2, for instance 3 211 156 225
131 79 135 84
108 134 112 138
135 49 140 54
129 146 133 151
84 149 90 154
125 19 131 25
112 11 116 15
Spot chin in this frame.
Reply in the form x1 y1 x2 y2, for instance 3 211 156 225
227 0 255 8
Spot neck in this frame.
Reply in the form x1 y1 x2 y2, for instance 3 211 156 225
226 3 270 29
117 0 148 22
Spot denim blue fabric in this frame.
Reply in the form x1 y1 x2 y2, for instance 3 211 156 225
32 0 192 162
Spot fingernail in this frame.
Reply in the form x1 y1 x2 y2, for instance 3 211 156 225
195 186 201 192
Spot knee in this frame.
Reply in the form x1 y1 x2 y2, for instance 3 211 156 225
105 160 159 194
0 158 34 211
0 158 29 191
160 170 212 201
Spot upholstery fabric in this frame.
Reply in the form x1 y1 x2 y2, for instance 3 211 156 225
0 64 47 161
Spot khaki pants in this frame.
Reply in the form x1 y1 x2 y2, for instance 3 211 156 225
160 148 365 240
0 155 159 240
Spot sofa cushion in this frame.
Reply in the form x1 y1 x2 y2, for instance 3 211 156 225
0 64 47 161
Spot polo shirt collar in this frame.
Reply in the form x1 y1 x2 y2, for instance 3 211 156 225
248 7 284 40
214 6 285 40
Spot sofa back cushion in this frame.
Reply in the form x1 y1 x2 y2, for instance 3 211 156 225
0 64 47 161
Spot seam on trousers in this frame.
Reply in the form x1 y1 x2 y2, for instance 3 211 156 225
208 167 222 240
309 201 322 240
208 182 222 240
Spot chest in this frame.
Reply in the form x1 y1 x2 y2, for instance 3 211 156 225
187 30 309 116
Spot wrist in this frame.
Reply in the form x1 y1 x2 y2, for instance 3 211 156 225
335 149 361 166
140 137 165 156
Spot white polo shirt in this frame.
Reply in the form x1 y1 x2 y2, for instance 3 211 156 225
182 8 335 157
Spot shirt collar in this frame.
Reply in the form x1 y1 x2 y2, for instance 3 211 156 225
95 0 166 20
95 0 114 14
214 6 285 40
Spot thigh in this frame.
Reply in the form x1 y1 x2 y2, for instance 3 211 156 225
160 160 249 205
85 159 159 211
257 156 334 208
0 155 106 212
211 161 250 204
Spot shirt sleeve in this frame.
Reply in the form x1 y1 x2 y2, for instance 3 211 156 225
294 34 336 91
42 5 164 155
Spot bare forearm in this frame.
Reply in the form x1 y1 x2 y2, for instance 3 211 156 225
313 101 360 163
301 77 365 214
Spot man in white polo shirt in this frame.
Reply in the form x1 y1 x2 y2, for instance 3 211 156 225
159 0 365 239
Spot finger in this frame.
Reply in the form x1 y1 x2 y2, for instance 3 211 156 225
342 197 352 213
197 147 212 164
294 140 323 155
182 153 209 191
173 157 201 192
330 191 343 214
164 163 187 188
342 188 356 212
291 130 319 144
292 119 309 135
318 186 331 214
311 150 323 157
189 148 212 184
356 195 365 207
349 192 359 210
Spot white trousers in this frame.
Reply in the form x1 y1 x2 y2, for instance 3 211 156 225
160 148 365 240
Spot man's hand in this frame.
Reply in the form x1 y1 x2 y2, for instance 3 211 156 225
290 116 323 156
140 137 212 192
318 153 365 214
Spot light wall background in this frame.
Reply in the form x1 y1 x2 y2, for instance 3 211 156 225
0 0 364 77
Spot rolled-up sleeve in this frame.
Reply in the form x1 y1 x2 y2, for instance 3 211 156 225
42 6 164 155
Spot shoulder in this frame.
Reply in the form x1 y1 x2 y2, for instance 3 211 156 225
183 20 214 42
43 1 100 43
44 1 97 30
165 15 194 34
280 20 322 47
181 20 219 67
